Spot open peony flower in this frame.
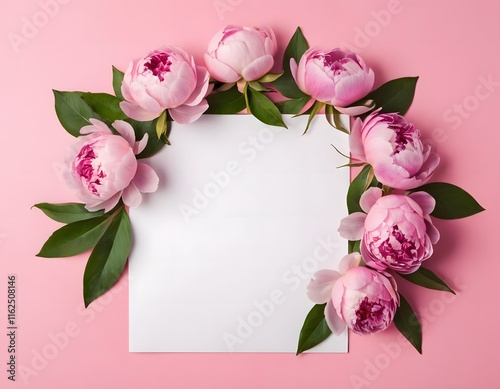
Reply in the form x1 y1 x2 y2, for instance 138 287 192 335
290 48 374 115
120 47 212 124
350 111 440 190
339 187 440 274
204 25 277 83
65 119 159 212
307 253 399 335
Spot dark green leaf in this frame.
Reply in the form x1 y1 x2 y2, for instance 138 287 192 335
272 27 309 99
112 66 125 100
399 267 455 294
36 216 110 258
246 87 287 128
83 208 131 307
348 240 361 254
128 119 166 159
275 96 310 114
33 203 104 224
205 85 246 114
296 304 332 355
411 182 484 219
360 77 418 116
393 293 422 354
346 165 378 214
81 92 126 122
53 90 98 137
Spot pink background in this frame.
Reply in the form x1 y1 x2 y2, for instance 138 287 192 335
0 0 498 387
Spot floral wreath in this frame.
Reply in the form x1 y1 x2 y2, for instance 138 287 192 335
35 26 484 354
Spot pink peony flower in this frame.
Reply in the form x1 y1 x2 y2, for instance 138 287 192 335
204 25 277 83
290 48 374 114
350 111 440 190
307 253 399 335
339 188 440 274
65 119 159 212
120 47 212 124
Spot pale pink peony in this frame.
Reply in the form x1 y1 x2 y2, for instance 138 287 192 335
350 111 440 190
307 253 399 335
120 47 212 124
290 48 374 114
204 25 277 83
65 119 159 212
339 188 440 274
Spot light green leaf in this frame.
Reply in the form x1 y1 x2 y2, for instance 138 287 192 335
205 84 246 114
258 72 283 83
53 90 98 137
36 216 110 258
248 81 270 92
33 203 104 224
112 66 124 100
156 110 167 139
393 293 422 354
302 101 324 134
246 87 287 128
81 92 126 122
411 182 485 219
296 304 332 355
83 208 131 307
399 267 455 294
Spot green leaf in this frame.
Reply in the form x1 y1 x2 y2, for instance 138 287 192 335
83 208 131 307
36 216 110 258
156 110 167 139
205 84 246 114
128 119 166 159
258 72 283 83
296 304 332 355
302 101 324 134
275 96 310 114
360 77 418 116
246 87 287 128
346 165 379 214
53 90 98 137
393 293 422 354
81 92 126 122
33 203 104 224
325 105 350 134
112 66 124 100
399 267 455 294
248 81 270 92
411 182 484 219
273 27 309 99
348 240 361 254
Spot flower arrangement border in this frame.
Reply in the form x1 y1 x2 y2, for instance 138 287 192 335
34 27 484 354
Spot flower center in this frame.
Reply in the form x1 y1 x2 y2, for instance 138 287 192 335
75 144 106 196
144 52 172 82
378 225 416 261
389 121 415 154
355 297 384 327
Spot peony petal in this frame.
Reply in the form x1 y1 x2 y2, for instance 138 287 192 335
183 66 212 106
169 100 209 124
120 101 162 122
359 187 383 213
86 191 122 213
349 117 366 161
241 54 274 81
324 300 346 336
408 191 436 216
80 119 113 135
338 252 363 274
335 102 374 116
307 269 342 304
204 53 241 83
112 120 136 148
132 162 159 193
122 182 142 208
338 212 367 240
134 133 149 155
425 218 440 244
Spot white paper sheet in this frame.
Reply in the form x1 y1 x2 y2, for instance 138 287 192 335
129 114 349 352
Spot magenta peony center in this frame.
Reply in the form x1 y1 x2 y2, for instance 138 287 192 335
378 225 416 261
75 144 106 196
317 52 352 76
388 121 416 154
144 53 172 82
355 297 385 329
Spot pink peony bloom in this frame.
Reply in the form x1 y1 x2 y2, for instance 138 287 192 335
120 47 212 124
339 188 440 274
65 119 159 212
350 111 440 190
290 48 374 113
204 25 277 83
307 253 399 335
